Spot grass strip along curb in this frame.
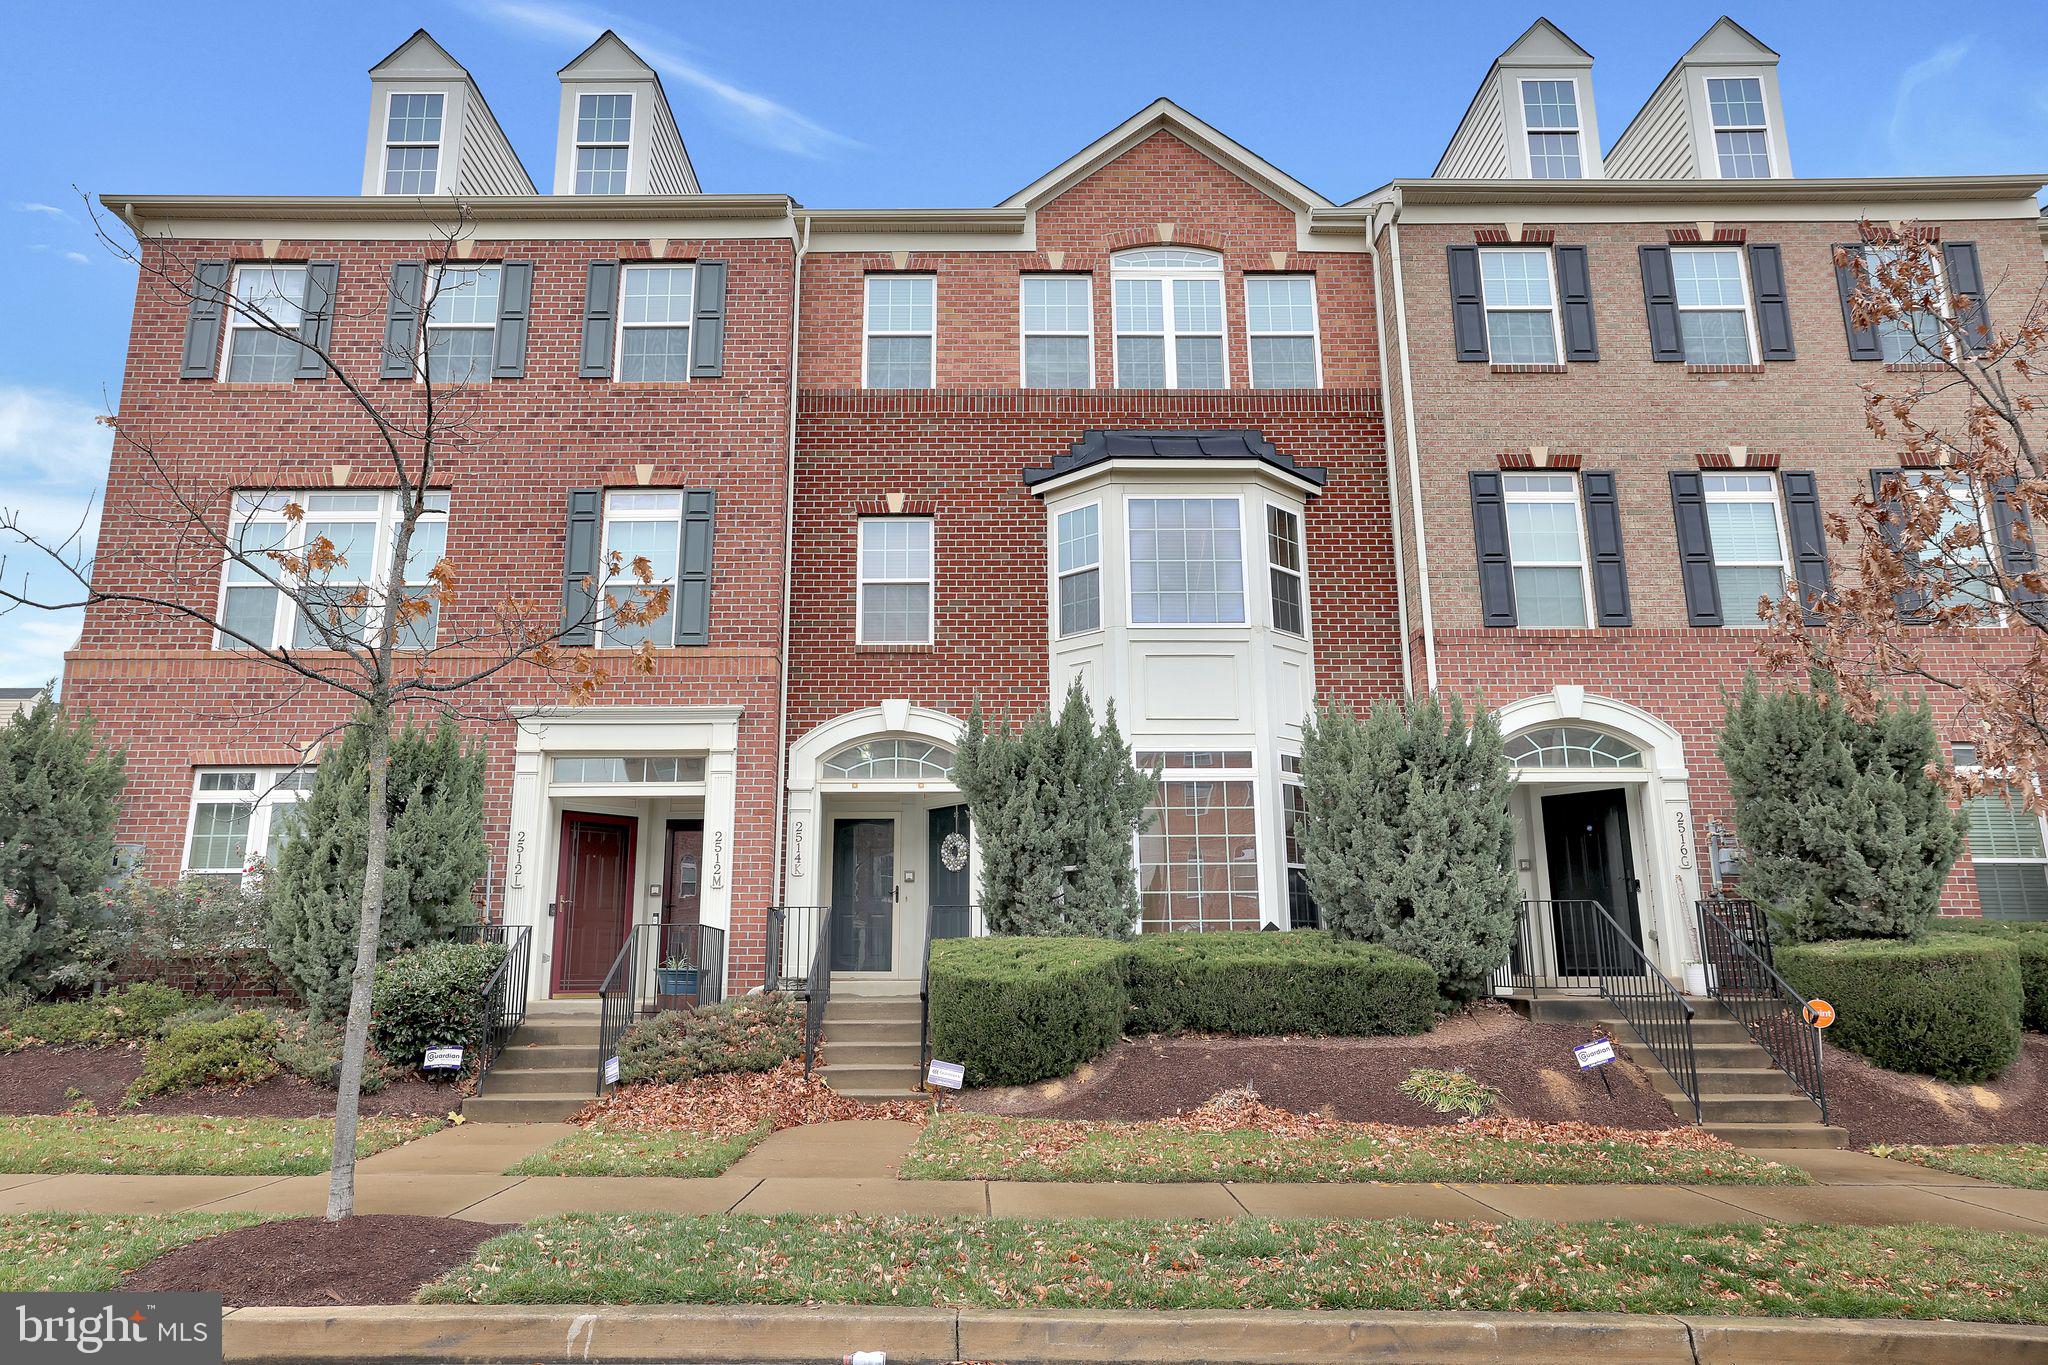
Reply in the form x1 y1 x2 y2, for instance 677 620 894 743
0 1115 444 1176
901 1113 1809 1185
0 1213 272 1291
422 1212 2048 1323
1870 1143 2048 1190
506 1124 770 1177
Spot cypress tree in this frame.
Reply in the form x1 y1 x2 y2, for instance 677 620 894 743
1300 694 1518 1001
265 714 486 1018
1720 673 1960 941
0 693 125 990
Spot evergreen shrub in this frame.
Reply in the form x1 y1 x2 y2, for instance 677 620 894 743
926 937 1130 1087
127 1011 279 1100
0 694 126 992
616 995 805 1084
1776 933 2023 1081
369 939 506 1069
1932 920 2048 1033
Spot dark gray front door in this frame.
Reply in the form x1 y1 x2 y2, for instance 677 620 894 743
830 818 894 972
928 803 971 940
1541 788 1644 976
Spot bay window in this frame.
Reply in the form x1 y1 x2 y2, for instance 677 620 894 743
1128 497 1245 625
1136 750 1260 933
1054 503 1101 636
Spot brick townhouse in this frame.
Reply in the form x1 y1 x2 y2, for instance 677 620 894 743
61 19 2048 1009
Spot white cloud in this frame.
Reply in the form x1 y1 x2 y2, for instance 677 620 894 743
0 385 113 689
61 251 90 266
12 202 70 221
24 245 91 266
460 0 859 158
1879 37 2048 176
1887 41 1972 161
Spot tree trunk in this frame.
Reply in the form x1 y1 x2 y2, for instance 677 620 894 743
326 701 392 1221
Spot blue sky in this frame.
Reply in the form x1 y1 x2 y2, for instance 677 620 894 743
4 0 2046 686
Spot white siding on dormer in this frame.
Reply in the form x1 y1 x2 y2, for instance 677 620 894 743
1603 75 1698 180
646 104 700 195
1437 78 1510 180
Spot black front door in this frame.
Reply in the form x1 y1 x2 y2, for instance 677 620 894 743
928 804 972 940
1541 788 1644 976
830 818 894 972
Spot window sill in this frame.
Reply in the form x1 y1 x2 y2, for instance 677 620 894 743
1884 362 1948 373
607 381 700 390
1488 363 1567 376
856 642 936 653
1685 364 1765 377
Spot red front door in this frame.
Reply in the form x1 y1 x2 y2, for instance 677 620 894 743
553 812 637 995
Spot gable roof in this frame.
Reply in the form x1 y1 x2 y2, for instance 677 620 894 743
999 98 1331 211
368 28 467 78
557 28 658 79
1680 15 1779 63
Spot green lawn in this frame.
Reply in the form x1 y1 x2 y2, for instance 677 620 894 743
0 1213 270 1291
1871 1143 2048 1189
0 1115 443 1176
901 1114 1808 1185
507 1124 769 1177
421 1212 2048 1322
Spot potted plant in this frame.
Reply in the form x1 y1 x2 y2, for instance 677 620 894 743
654 954 699 1010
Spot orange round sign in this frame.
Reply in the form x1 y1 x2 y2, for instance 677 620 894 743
1803 999 1835 1029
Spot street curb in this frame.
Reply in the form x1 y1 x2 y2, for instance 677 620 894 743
220 1303 2048 1363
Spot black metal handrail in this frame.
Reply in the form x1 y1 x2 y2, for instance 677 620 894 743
1697 896 1826 1122
919 902 983 1076
1504 898 1701 1122
451 924 531 1096
593 922 729 1094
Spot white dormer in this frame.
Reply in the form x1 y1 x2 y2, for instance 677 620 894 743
1436 19 1604 181
1606 19 1792 180
361 30 534 198
554 31 699 196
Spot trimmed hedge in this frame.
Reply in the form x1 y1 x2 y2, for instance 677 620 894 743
370 939 508 1070
617 995 805 1085
1776 933 2023 1082
927 932 1437 1089
1930 919 2048 1033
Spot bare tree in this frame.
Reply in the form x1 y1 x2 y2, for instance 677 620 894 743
0 200 667 1218
1765 221 2048 804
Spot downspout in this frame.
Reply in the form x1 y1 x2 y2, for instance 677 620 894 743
1386 209 1440 692
769 211 810 917
1364 209 1413 698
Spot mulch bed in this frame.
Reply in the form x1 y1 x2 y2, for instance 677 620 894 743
0 1046 453 1118
1821 1034 2048 1146
957 1003 1682 1129
121 1214 506 1306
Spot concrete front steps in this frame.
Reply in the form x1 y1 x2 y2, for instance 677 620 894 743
818 994 925 1102
1509 994 1847 1149
461 1002 601 1123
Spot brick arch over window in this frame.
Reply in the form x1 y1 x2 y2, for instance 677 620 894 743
1102 227 1230 254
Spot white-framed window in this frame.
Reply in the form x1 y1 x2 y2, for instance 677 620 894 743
574 92 633 195
1707 77 1772 178
1280 752 1318 929
1245 276 1320 388
1861 246 1950 365
1965 790 2048 921
217 489 448 651
1020 275 1093 388
1670 247 1758 366
857 517 934 644
1502 472 1592 628
421 264 501 384
1128 496 1245 625
183 767 316 879
599 489 682 647
1902 470 2001 616
1479 248 1563 365
1266 504 1307 636
1054 503 1101 637
1702 472 1790 627
219 265 308 382
382 91 444 195
1112 248 1226 389
1521 79 1584 179
1136 749 1260 933
864 275 935 389
615 263 695 382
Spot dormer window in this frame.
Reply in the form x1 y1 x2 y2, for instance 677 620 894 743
383 92 444 195
1521 80 1583 179
1112 249 1225 389
575 93 633 194
1707 78 1771 178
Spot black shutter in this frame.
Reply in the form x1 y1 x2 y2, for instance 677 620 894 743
1991 475 2046 625
1668 470 1724 627
1780 471 1832 624
1747 244 1795 361
1447 245 1488 362
380 261 425 380
491 261 533 379
1556 245 1598 362
1870 470 1931 622
559 488 602 646
690 261 728 379
579 261 620 378
1638 246 1683 362
1469 471 1517 626
1943 242 1990 356
1836 246 1883 361
180 260 230 378
293 262 338 379
673 489 716 645
1582 471 1632 627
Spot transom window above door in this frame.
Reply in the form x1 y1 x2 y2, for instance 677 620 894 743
822 739 955 781
1503 726 1643 769
1112 248 1226 389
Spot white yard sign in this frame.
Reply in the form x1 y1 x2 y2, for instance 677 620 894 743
423 1046 464 1070
1573 1039 1616 1070
925 1059 965 1090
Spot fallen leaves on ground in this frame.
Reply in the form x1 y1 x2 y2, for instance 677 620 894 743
568 1060 934 1136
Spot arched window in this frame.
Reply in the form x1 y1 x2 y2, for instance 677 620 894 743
821 738 955 781
1503 725 1644 770
1111 248 1225 390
